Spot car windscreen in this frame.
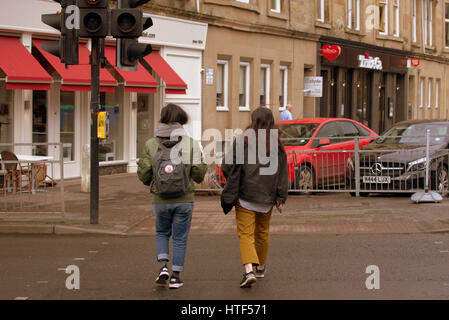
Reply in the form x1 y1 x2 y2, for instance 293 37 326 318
279 123 319 146
376 123 449 145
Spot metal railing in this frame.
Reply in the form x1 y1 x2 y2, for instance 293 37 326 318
195 136 449 197
0 142 65 218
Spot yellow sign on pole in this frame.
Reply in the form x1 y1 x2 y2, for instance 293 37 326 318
97 111 108 139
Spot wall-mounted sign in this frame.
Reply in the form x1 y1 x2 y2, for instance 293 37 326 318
407 58 420 69
205 68 214 85
358 53 383 71
304 76 323 98
321 45 342 61
97 111 109 139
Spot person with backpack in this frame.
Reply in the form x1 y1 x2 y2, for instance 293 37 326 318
221 107 289 288
137 103 207 289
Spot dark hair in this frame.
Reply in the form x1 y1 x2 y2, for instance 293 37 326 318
160 103 188 125
246 107 284 153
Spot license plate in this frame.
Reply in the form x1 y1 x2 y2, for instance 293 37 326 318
363 176 391 184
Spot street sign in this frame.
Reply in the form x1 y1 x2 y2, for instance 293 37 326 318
304 76 323 98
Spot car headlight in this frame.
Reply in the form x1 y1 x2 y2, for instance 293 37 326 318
407 157 427 172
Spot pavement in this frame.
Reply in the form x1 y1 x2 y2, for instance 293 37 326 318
1 173 449 236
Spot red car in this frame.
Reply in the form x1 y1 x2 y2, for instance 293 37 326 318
278 118 378 190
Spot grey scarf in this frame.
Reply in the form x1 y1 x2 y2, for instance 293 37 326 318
155 122 188 138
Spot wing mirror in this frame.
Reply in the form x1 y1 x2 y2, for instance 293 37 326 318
318 138 331 147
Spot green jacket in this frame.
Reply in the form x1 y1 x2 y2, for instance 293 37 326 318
137 136 207 204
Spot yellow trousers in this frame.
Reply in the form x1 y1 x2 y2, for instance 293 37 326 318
235 202 273 266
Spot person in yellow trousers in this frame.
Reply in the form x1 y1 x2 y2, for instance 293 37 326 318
221 107 289 288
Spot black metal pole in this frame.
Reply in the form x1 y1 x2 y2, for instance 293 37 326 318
90 38 100 224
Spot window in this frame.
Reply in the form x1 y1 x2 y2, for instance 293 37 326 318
32 91 48 156
339 121 360 140
271 0 280 13
423 0 433 46
435 79 440 109
279 66 288 110
427 79 432 109
393 0 400 37
0 84 14 149
317 0 325 22
99 92 122 162
445 3 449 47
379 0 388 35
216 60 229 111
60 91 75 161
260 64 270 107
347 0 360 30
412 0 417 42
316 122 341 144
137 93 155 159
239 62 250 111
419 78 424 108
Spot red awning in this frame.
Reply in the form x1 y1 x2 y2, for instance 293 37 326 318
0 37 52 90
33 40 117 92
143 51 187 94
103 46 157 93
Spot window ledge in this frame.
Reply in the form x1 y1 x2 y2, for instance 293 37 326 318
239 106 251 112
443 47 449 54
425 45 437 52
99 160 127 167
216 106 229 112
344 27 365 36
267 9 288 21
376 34 404 43
315 21 332 30
204 0 261 14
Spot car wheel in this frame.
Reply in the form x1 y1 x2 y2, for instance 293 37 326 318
294 165 314 193
437 166 448 196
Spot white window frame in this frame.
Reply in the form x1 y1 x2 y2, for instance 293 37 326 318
422 0 427 46
260 64 271 108
317 0 325 22
379 0 389 35
347 0 353 28
236 0 249 3
435 79 440 109
427 78 432 109
239 62 251 112
354 0 360 30
419 78 424 108
412 0 417 43
428 0 433 46
216 60 229 112
393 0 400 37
279 66 288 111
271 0 281 13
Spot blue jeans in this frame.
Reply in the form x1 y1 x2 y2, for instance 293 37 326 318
153 202 194 272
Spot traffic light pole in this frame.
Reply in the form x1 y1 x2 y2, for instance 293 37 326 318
90 38 100 224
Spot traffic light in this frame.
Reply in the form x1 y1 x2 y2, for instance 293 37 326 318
112 0 153 70
78 0 109 38
41 0 79 65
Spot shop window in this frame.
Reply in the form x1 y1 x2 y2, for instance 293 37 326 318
260 64 270 107
216 60 229 111
60 91 75 161
317 0 330 23
99 92 121 162
32 91 48 156
0 84 13 150
279 66 288 111
379 0 388 35
445 2 449 47
393 0 400 37
137 93 154 159
347 0 360 30
270 0 281 13
239 62 250 111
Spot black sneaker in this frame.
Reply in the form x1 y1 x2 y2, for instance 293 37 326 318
169 275 184 289
255 266 266 278
155 266 169 285
240 272 256 288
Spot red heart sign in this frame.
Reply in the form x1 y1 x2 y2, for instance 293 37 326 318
321 45 342 61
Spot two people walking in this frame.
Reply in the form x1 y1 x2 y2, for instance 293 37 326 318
137 104 289 289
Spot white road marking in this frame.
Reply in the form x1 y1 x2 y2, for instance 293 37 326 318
435 241 443 244
73 258 85 261
102 242 109 245
88 251 98 254
439 250 449 253
57 268 67 271
14 297 28 300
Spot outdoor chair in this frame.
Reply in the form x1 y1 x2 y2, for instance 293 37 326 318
1 151 32 194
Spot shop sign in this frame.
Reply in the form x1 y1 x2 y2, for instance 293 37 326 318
304 76 323 98
358 53 383 71
407 58 420 69
321 45 342 61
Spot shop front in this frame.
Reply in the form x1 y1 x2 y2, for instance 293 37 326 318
319 40 409 134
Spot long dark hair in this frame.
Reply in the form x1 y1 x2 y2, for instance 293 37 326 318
246 107 284 154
